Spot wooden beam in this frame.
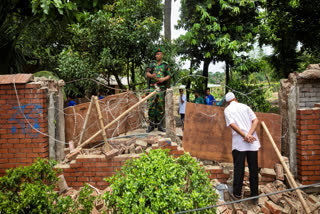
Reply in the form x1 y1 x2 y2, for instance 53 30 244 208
94 96 111 152
78 96 94 146
68 90 158 156
261 121 311 214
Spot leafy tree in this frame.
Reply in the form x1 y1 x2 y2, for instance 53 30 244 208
259 0 320 78
177 0 263 92
0 0 112 74
104 149 218 213
57 0 163 96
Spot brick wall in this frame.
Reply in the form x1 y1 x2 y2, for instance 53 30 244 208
0 83 49 176
58 145 229 190
298 80 320 108
296 107 320 184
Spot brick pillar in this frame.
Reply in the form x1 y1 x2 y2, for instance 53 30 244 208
296 108 320 184
0 83 49 176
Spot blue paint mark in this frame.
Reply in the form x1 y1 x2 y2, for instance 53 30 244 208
9 104 43 137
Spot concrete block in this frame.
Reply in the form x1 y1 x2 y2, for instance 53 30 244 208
57 174 69 194
135 146 143 153
274 163 284 181
260 168 276 178
265 200 284 214
105 149 119 159
135 140 148 149
129 144 135 154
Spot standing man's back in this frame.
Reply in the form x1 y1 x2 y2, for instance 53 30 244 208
224 92 260 205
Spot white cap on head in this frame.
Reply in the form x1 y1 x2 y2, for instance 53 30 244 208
225 92 235 102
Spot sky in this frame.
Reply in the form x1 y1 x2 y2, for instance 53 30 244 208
161 0 273 74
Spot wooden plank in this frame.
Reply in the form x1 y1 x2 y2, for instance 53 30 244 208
182 102 282 168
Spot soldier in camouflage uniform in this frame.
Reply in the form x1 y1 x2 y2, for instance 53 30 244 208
146 47 171 132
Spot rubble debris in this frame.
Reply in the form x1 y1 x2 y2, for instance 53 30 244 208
57 174 69 194
274 163 284 181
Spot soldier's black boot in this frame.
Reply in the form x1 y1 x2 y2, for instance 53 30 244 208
158 124 166 132
146 124 155 133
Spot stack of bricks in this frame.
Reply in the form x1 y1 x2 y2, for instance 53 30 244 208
296 107 320 184
0 82 48 176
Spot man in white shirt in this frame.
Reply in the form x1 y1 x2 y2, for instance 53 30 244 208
224 92 260 204
179 89 186 130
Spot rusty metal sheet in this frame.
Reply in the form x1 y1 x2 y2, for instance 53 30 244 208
182 102 282 168
64 92 143 147
0 74 33 84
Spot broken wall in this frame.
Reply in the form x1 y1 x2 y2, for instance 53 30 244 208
64 92 143 147
182 102 282 169
279 64 320 176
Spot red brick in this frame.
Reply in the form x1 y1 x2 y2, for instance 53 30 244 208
307 145 320 150
20 139 31 143
299 160 320 166
77 177 89 182
265 200 283 214
70 182 83 187
307 165 320 170
0 149 8 153
83 172 95 176
90 177 102 182
15 153 26 158
309 176 320 181
307 135 320 140
299 171 315 176
298 140 314 145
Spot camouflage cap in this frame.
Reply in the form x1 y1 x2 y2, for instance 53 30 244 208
154 46 163 54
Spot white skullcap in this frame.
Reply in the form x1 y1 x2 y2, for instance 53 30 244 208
225 92 235 102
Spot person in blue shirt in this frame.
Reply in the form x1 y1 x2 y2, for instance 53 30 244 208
67 97 76 107
205 88 216 106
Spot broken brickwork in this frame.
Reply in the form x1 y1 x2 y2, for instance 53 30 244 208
279 64 320 176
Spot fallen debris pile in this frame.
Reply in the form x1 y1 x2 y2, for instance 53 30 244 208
63 132 173 163
213 161 320 214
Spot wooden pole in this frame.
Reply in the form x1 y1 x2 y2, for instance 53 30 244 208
72 90 158 152
261 121 311 214
94 96 111 152
78 96 94 146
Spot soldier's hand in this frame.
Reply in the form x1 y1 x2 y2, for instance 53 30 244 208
158 77 165 83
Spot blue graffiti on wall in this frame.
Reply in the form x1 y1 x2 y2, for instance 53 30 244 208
9 104 42 137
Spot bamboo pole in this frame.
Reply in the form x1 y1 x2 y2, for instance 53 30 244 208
94 96 111 152
261 121 311 214
78 96 94 146
71 89 157 153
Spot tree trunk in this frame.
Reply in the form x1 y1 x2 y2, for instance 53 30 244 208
186 60 194 102
202 59 210 95
164 0 172 40
131 61 135 90
225 61 230 92
113 71 125 89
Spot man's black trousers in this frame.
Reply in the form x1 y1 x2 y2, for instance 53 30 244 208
232 150 258 197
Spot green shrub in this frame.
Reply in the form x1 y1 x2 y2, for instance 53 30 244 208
104 149 218 213
0 158 95 214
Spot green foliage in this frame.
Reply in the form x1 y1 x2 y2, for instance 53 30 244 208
104 149 218 213
228 78 272 113
0 158 95 214
259 0 320 78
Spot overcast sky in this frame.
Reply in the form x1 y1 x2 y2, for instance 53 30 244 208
161 0 273 74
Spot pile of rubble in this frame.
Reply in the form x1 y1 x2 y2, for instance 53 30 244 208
57 174 111 214
64 132 176 162
213 160 320 214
